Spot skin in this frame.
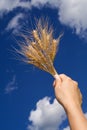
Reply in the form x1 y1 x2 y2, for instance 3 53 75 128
53 74 87 130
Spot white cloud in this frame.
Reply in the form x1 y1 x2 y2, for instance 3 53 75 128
6 13 24 32
28 97 66 130
31 0 59 8
29 0 87 37
1 0 87 37
63 126 70 130
0 0 31 13
58 0 87 37
0 0 31 32
5 75 18 94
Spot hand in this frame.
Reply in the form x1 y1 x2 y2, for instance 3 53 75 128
53 74 82 111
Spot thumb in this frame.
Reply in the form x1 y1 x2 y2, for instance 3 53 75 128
53 78 61 88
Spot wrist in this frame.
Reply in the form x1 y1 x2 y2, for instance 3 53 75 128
65 103 87 130
66 106 83 120
64 102 82 115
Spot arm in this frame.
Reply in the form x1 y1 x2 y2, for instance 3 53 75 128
53 74 87 130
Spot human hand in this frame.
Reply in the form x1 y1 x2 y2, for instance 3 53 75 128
53 74 82 112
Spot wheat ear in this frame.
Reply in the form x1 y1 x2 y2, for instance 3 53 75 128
16 19 63 79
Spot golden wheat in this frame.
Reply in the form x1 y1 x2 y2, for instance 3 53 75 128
17 19 63 79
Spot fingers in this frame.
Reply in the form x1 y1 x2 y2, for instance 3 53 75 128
53 78 61 88
73 80 78 86
53 74 71 88
78 89 83 105
73 80 82 105
53 73 79 90
53 73 83 109
59 74 72 81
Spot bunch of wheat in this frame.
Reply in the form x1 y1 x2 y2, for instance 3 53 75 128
17 19 62 79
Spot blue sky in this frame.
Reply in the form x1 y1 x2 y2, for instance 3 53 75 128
0 0 87 130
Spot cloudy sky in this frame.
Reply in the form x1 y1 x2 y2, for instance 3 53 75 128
0 0 87 130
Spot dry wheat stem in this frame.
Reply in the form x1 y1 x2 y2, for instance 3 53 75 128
17 19 63 79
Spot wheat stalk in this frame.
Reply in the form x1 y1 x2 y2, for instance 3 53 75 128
17 19 63 79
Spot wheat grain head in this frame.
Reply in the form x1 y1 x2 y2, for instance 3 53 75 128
17 19 63 78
